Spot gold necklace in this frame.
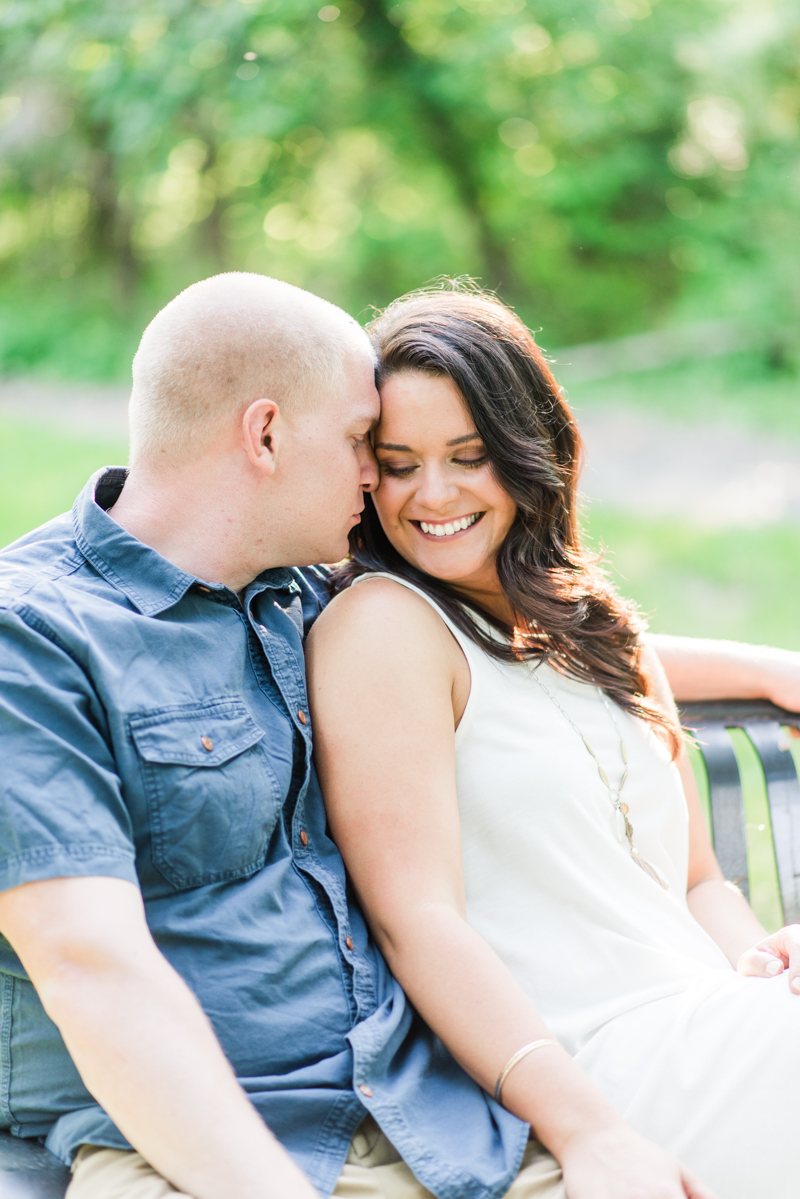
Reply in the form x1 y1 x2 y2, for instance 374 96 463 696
530 669 669 889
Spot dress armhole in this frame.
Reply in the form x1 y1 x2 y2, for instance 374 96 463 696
349 571 479 739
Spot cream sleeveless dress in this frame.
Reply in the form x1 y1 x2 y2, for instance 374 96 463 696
353 573 800 1199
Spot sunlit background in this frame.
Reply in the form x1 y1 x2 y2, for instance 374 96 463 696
1 0 799 647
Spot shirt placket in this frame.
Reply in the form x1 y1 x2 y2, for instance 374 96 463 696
249 593 376 1016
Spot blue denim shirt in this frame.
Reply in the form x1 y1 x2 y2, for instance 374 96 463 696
0 469 527 1196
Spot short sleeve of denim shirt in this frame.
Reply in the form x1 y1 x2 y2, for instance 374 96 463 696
0 608 137 894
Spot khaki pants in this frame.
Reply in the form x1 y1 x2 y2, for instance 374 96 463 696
67 1116 564 1199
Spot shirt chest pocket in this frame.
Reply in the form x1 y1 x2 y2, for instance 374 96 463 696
130 700 282 890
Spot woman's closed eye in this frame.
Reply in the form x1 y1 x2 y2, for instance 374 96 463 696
452 454 488 469
379 454 488 478
380 460 417 478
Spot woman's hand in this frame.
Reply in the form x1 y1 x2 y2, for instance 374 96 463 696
560 1124 717 1199
737 924 800 991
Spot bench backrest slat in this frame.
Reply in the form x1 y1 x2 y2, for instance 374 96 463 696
744 720 800 925
696 723 749 898
682 700 800 922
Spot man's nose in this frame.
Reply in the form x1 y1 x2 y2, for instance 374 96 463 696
360 443 379 493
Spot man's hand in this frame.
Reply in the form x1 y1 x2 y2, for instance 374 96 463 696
0 876 318 1199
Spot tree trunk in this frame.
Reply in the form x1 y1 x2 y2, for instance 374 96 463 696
358 0 515 293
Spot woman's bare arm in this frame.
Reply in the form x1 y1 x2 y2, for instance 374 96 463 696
641 645 776 970
648 634 800 710
307 580 715 1199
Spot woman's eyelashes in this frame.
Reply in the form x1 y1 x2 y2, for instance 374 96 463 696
452 454 488 469
379 453 488 478
379 461 416 478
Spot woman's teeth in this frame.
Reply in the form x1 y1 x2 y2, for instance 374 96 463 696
420 514 481 538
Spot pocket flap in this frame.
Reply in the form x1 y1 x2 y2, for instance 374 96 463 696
130 700 265 767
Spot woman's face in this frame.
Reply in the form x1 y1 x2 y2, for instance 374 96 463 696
373 371 517 593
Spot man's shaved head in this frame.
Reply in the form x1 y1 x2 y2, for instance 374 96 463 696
129 272 373 465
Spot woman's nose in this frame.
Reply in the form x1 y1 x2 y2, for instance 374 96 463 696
414 464 459 510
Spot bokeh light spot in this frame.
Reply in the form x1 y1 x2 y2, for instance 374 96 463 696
515 144 555 176
499 118 538 149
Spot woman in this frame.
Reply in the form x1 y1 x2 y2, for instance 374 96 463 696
307 285 799 1199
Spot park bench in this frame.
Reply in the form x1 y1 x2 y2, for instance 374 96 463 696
1 697 798 1196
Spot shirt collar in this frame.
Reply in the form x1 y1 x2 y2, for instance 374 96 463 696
72 468 296 616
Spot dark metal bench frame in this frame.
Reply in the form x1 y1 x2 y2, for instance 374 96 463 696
681 699 800 921
2 698 799 1196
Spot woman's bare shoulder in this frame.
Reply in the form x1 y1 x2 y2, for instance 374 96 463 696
308 576 455 664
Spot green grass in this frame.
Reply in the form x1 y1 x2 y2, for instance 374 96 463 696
0 419 128 549
587 508 800 650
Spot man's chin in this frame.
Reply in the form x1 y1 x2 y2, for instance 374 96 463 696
299 538 351 570
322 543 351 569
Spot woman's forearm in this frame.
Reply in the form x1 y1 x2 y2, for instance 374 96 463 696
648 633 800 709
686 877 768 966
377 900 626 1156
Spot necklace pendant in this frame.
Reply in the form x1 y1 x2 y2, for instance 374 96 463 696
633 851 670 890
531 672 669 889
615 806 632 846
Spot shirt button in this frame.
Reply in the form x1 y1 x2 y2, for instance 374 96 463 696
200 736 214 752
197 585 211 593
297 709 308 725
345 936 354 951
358 1084 373 1098
300 830 309 847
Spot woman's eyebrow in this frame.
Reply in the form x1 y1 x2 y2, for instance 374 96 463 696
446 433 481 446
376 431 482 450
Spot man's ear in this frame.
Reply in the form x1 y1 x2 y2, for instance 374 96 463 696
242 398 282 475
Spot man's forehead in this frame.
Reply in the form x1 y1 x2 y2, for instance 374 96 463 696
358 394 381 426
349 377 381 423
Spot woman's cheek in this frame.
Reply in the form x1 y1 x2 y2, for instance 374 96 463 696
377 482 403 522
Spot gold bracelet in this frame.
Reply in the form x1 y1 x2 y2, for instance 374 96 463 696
494 1038 560 1103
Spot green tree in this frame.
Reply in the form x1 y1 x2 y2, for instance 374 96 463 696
0 0 798 375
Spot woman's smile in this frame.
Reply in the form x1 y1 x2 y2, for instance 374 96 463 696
412 512 485 539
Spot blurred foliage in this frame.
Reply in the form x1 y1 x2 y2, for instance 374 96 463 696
1 0 799 377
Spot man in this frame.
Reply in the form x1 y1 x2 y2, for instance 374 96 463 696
0 273 546 1199
0 272 795 1199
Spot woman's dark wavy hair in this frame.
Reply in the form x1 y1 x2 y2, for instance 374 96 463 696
333 282 680 753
